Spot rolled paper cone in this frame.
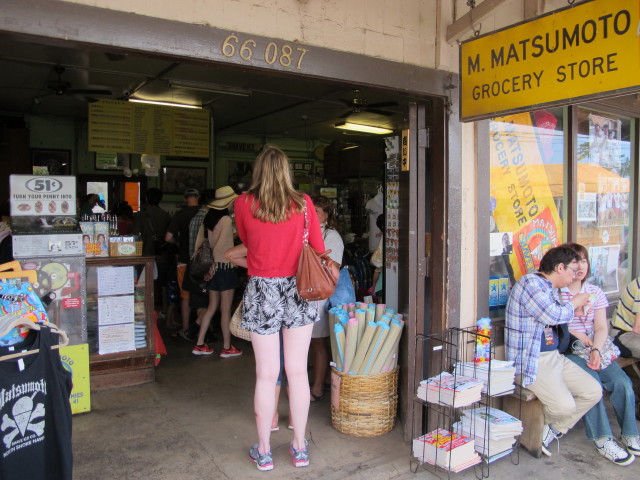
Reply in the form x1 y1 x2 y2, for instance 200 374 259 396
334 323 346 371
329 316 339 364
359 322 390 375
385 307 395 316
386 320 405 370
374 304 386 323
347 303 356 314
348 320 378 375
355 309 366 344
337 313 349 327
365 308 376 325
382 353 397 373
379 314 392 325
363 295 373 304
368 320 403 375
343 318 359 373
349 311 355 318
328 308 337 329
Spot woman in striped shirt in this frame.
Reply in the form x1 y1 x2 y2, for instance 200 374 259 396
561 242 639 466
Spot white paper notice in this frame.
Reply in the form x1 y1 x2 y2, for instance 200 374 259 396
98 295 134 326
97 266 134 296
98 323 135 355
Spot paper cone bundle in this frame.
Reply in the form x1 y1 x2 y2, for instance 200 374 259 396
328 304 404 376
368 319 404 375
348 320 378 375
359 321 390 375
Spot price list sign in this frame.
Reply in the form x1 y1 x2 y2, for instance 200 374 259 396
88 99 210 157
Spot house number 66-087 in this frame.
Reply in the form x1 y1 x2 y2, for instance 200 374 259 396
221 34 309 69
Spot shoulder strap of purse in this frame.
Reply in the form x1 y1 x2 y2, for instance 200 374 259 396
192 221 207 258
302 198 309 246
144 212 158 241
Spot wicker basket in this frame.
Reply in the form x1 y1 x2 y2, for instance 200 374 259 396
109 241 143 257
331 367 398 437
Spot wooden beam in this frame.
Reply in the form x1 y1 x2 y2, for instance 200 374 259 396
446 0 510 43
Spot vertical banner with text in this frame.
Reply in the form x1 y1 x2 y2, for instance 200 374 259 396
490 113 563 279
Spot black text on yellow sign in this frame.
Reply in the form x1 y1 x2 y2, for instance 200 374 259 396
460 0 640 121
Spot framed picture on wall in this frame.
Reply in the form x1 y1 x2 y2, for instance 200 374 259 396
31 148 71 175
95 152 131 170
161 166 207 195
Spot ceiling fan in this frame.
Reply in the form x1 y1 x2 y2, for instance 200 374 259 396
338 89 398 118
45 65 113 97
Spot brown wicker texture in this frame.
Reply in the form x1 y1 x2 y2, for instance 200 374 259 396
109 241 143 257
331 367 398 437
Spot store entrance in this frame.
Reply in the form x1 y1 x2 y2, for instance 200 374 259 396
0 27 448 438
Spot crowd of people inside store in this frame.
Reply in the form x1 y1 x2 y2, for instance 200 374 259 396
127 145 383 470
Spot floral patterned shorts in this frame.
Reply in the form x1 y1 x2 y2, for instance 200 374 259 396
241 276 318 335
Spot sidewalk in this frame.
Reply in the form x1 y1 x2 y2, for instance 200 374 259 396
72 332 639 479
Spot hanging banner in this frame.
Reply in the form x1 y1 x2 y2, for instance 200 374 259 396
460 0 640 121
490 112 563 280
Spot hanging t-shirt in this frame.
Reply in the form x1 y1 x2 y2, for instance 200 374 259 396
365 192 383 252
0 326 73 480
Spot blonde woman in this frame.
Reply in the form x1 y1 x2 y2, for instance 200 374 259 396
232 145 325 471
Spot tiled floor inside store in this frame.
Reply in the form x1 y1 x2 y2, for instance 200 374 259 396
72 325 639 480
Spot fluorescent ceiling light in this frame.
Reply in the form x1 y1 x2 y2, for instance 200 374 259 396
128 98 201 109
168 80 251 97
334 122 393 135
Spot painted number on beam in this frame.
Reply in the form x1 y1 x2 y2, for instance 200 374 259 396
221 34 309 70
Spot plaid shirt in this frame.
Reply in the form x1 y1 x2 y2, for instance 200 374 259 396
188 207 208 258
505 273 575 386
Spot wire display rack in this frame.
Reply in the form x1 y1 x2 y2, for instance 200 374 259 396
410 325 524 479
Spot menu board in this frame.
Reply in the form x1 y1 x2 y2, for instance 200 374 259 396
10 175 76 217
88 99 210 157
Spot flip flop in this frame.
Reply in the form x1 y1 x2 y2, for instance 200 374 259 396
270 426 280 432
310 392 324 402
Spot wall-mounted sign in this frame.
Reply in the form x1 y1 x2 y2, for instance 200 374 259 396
10 175 76 217
401 130 410 171
88 99 210 157
460 0 640 121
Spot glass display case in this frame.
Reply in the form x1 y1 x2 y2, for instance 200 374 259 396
86 256 155 390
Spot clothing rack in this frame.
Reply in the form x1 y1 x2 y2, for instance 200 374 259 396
0 314 69 361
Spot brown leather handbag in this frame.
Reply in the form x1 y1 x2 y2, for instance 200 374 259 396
296 201 340 301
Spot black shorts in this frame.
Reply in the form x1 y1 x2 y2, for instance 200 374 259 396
203 265 239 292
241 276 318 335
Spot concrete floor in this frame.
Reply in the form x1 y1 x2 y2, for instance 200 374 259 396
72 330 640 480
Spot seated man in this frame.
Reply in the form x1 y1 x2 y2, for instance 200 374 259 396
505 245 602 456
611 277 640 358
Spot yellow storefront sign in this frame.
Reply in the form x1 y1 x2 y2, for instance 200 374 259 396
461 0 640 121
490 113 563 279
59 344 91 414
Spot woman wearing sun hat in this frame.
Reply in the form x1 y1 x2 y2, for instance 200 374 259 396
191 185 242 357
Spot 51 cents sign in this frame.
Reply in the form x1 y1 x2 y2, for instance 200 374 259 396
10 175 76 216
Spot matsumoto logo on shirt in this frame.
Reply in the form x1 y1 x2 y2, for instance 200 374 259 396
1 381 48 455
